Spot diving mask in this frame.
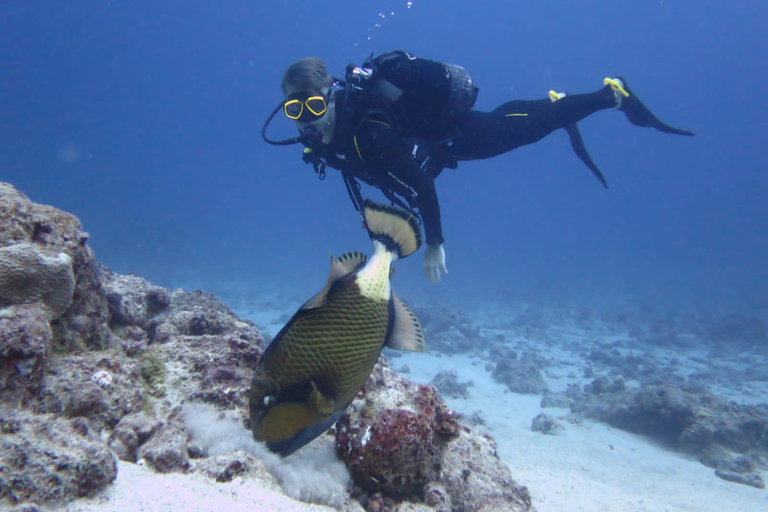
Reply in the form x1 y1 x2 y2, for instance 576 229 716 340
283 92 327 122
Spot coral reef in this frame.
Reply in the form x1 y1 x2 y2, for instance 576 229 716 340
411 301 487 354
1 182 536 511
0 304 53 407
429 370 471 399
570 380 768 488
531 413 563 436
491 354 548 395
0 407 117 504
1 182 109 352
337 362 532 511
108 412 162 462
28 350 145 431
0 243 74 320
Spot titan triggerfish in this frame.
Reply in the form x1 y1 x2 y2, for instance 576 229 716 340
249 199 426 456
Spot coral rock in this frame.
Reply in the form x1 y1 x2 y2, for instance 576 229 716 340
440 427 533 512
30 351 145 431
337 365 460 498
0 407 117 505
714 469 765 489
108 412 163 462
103 271 171 333
137 423 190 473
337 362 531 512
492 356 548 395
0 182 110 351
0 304 53 407
531 413 563 436
0 243 74 320
429 370 471 399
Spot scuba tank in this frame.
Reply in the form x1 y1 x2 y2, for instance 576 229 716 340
263 51 478 146
345 50 479 141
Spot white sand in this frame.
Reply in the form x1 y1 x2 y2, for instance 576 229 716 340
398 350 768 512
57 459 342 512
51 290 767 512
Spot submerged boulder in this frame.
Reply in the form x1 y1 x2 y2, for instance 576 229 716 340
0 407 117 504
337 361 532 511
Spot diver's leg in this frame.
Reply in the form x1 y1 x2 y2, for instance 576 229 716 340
491 98 551 115
605 77 694 136
450 88 617 159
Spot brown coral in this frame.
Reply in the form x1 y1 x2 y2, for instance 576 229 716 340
0 243 75 320
0 182 109 350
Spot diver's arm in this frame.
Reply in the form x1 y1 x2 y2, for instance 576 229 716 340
355 121 445 247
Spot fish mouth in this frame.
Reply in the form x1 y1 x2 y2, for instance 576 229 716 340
264 410 346 457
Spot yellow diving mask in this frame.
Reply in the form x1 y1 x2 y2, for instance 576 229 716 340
283 93 328 122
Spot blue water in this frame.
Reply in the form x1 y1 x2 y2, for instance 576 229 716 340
2 1 766 311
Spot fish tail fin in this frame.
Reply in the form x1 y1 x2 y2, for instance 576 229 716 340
363 199 422 259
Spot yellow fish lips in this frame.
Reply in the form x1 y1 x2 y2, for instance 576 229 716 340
254 402 327 446
250 375 342 454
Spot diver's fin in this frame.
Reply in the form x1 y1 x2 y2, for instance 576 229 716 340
386 292 426 351
363 200 422 259
564 124 608 188
302 253 365 310
605 77 695 136
309 380 336 416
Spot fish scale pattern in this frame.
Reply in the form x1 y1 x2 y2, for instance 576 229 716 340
264 282 390 409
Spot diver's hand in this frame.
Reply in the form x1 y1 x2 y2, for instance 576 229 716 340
423 244 448 284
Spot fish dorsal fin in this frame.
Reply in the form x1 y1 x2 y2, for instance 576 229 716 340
335 251 367 274
386 292 426 351
301 253 365 310
309 380 336 416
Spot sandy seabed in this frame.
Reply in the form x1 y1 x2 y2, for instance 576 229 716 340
56 290 768 512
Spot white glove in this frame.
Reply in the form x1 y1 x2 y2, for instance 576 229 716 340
423 244 448 284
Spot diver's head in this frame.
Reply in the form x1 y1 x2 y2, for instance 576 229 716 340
282 57 332 96
282 57 336 144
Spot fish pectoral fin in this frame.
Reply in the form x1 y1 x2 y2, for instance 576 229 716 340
309 380 336 416
301 253 366 310
386 292 426 351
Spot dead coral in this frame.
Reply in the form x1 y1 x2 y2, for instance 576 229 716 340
0 243 74 320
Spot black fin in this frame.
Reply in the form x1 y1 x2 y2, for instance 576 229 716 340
564 124 608 188
301 253 361 310
335 251 367 273
617 76 695 136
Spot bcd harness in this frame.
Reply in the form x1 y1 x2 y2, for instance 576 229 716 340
262 50 477 223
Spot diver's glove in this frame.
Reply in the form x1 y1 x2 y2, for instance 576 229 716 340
423 243 448 284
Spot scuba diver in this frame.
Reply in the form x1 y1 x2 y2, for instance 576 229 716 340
262 51 694 284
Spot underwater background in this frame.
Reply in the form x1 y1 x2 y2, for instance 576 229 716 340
2 0 766 313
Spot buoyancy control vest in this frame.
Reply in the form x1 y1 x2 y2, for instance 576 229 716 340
300 88 422 221
283 51 476 221
345 50 479 142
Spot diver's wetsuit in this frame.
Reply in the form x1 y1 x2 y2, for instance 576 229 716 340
451 88 616 159
303 82 691 248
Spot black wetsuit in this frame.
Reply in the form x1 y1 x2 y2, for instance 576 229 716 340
302 83 691 247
